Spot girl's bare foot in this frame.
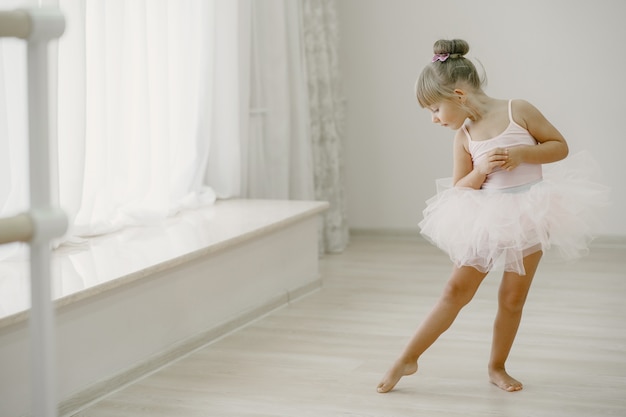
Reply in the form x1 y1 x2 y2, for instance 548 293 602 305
376 360 418 393
489 367 523 392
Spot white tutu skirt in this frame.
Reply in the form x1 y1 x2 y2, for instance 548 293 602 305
418 152 610 275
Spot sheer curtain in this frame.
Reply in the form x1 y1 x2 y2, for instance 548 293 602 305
244 0 349 253
302 0 349 253
243 0 314 201
57 0 227 237
0 0 348 256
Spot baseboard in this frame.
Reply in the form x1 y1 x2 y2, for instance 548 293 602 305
59 278 322 417
349 227 422 239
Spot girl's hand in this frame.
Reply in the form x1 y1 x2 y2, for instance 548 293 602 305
475 147 508 175
501 147 522 171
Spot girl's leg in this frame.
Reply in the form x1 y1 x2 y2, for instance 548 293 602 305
488 250 542 392
377 265 488 393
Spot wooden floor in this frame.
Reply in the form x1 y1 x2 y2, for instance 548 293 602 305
71 235 626 417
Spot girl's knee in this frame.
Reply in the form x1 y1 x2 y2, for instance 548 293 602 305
499 291 528 313
442 267 486 307
441 281 476 307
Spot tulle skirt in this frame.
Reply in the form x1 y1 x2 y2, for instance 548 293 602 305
418 152 610 275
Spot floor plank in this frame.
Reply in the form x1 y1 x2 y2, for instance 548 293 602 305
71 235 626 417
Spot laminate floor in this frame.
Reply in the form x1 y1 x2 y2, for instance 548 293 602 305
72 235 626 417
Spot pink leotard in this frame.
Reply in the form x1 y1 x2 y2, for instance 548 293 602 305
462 100 542 190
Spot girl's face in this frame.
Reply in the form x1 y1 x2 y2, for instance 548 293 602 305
427 100 467 130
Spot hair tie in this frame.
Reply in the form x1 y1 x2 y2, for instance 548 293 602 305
432 53 463 63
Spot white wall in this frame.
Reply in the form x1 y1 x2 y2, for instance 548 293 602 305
337 0 626 237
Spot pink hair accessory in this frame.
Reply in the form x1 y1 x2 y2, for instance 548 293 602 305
432 53 462 63
432 53 450 62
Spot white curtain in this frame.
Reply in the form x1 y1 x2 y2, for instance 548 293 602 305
302 0 349 253
204 0 250 199
243 0 349 253
0 0 347 257
243 0 314 201
57 0 227 237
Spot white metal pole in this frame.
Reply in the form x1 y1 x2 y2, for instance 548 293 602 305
0 8 66 416
24 8 66 417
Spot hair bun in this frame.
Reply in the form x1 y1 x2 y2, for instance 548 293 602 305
433 39 469 56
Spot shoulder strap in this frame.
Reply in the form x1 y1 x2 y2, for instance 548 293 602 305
508 99 514 123
461 124 472 142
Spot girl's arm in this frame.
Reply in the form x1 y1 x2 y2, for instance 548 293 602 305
452 129 508 189
501 99 569 171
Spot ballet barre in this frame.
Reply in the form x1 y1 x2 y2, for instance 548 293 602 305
0 8 67 417
0 213 34 244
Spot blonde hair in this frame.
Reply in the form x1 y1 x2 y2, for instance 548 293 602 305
416 39 484 109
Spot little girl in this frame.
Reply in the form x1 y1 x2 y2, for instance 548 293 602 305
377 39 608 393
